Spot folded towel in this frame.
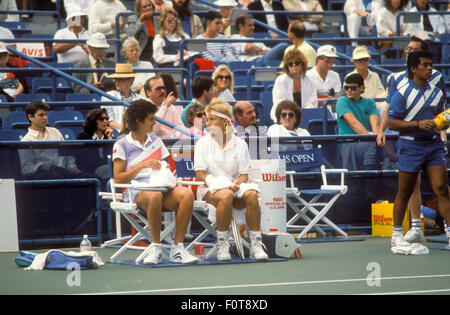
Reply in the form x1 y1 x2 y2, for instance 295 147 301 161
205 175 233 194
135 161 176 188
391 243 429 256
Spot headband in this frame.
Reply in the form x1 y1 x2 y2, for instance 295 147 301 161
210 111 232 123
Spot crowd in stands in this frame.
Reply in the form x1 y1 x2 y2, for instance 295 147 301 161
0 0 448 174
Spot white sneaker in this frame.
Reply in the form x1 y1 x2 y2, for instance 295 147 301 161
169 244 199 264
391 233 411 247
249 232 268 261
143 243 163 265
404 228 425 242
217 236 231 261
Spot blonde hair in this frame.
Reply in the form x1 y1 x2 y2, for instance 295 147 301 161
212 64 234 94
159 8 186 37
206 98 233 135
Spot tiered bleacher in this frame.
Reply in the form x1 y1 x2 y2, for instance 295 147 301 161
0 0 448 246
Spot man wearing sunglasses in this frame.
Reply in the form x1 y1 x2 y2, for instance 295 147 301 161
336 73 380 171
230 14 288 66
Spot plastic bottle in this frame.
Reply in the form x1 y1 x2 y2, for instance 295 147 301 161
80 234 92 252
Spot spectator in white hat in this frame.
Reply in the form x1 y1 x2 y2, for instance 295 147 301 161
306 44 341 107
0 42 24 101
53 10 92 64
72 32 116 94
216 0 238 37
345 45 385 99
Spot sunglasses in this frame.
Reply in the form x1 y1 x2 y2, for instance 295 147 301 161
167 18 178 23
404 46 419 52
154 86 166 91
98 116 109 121
287 61 301 67
344 85 358 91
216 75 231 80
195 112 206 118
281 112 295 118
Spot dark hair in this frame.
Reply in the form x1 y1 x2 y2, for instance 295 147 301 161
289 21 306 39
126 99 158 131
407 50 433 79
205 10 222 25
173 0 192 18
25 100 50 122
384 0 407 13
235 14 253 31
82 108 108 136
159 72 179 99
185 103 205 127
275 100 302 129
191 75 214 99
345 73 364 86
410 35 430 52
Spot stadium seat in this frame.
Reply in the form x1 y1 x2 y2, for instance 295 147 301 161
2 111 28 130
0 129 27 140
47 110 84 126
15 93 51 103
300 108 335 130
280 147 349 240
32 77 73 94
58 128 76 140
259 91 273 126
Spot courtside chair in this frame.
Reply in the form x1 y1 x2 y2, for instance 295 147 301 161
279 146 349 241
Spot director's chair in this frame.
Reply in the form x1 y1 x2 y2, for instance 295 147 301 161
279 147 349 241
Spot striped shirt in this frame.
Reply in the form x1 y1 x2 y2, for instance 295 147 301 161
388 80 445 139
195 34 237 61
386 69 446 104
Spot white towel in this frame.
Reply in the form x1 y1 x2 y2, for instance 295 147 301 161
205 175 234 194
391 243 429 256
131 161 176 188
24 250 105 271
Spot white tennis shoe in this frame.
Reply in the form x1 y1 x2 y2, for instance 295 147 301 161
143 243 163 265
169 244 199 264
404 228 425 242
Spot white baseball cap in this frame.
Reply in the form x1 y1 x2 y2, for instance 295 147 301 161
216 0 237 6
317 44 339 58
0 42 8 53
86 32 110 49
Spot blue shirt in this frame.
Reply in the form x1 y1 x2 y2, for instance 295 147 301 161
386 69 446 104
388 80 445 138
336 96 378 135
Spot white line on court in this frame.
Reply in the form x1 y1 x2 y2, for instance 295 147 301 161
80 273 450 295
360 288 450 295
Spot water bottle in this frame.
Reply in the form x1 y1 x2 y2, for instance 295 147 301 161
80 234 92 252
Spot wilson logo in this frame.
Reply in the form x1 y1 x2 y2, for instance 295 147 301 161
262 173 286 182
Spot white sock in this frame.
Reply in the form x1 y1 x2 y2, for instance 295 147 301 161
217 230 229 242
392 225 403 237
411 219 421 230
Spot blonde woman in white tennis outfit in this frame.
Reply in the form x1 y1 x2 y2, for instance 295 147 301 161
194 99 268 261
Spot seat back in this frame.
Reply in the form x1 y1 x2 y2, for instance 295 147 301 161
58 128 76 140
300 108 335 130
0 129 27 141
279 148 324 172
47 110 84 126
2 111 28 130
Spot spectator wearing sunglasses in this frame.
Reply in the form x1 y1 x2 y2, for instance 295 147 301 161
152 8 192 68
267 100 312 151
336 73 380 170
77 108 114 140
271 49 318 123
184 103 207 137
181 75 215 126
212 65 236 103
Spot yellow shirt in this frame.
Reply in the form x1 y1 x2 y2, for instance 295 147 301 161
281 42 317 68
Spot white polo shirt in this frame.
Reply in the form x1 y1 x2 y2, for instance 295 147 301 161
306 66 342 96
53 27 92 64
194 133 250 182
